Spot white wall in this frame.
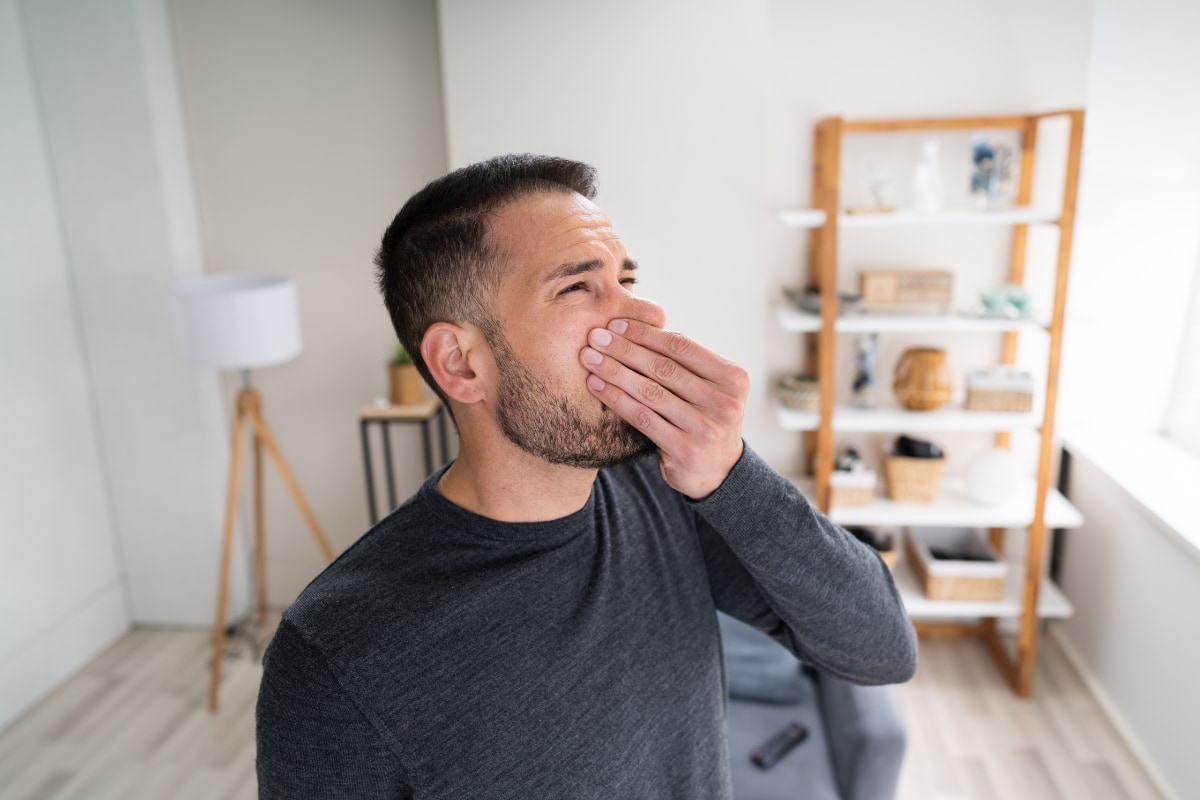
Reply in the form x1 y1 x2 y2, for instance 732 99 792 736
1058 0 1200 438
1056 452 1199 799
168 0 449 605
19 0 237 631
0 0 128 730
1054 0 1200 796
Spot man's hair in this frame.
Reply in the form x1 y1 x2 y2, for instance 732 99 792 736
374 154 598 405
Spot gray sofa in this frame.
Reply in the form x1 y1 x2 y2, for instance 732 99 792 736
719 612 907 800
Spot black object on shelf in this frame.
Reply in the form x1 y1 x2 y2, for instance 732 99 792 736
895 434 943 459
847 526 894 554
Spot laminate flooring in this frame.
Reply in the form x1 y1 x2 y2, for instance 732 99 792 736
0 614 1165 799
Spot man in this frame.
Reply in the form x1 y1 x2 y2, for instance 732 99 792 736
255 154 917 799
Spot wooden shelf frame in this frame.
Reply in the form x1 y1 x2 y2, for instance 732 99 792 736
794 110 1086 697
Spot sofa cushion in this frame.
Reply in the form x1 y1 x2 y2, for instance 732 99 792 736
717 612 806 705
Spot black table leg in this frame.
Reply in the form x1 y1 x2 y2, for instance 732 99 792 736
382 420 397 513
360 420 377 525
437 406 449 467
421 417 433 475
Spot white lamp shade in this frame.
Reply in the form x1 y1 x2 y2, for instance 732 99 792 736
172 273 302 369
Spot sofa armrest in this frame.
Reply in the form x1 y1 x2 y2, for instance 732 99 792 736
813 671 907 800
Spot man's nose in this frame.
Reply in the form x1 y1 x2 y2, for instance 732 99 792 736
617 292 667 330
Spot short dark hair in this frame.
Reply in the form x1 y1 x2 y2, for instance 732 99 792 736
374 154 598 405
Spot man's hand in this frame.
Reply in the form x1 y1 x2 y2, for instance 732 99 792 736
580 318 749 500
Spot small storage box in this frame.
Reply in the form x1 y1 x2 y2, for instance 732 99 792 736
905 527 1008 602
859 269 953 306
965 367 1034 412
829 469 877 507
883 454 945 502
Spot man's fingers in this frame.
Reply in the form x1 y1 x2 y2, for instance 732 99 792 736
585 327 714 408
581 345 698 433
607 319 747 394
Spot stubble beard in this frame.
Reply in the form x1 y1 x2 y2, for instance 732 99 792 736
491 333 656 469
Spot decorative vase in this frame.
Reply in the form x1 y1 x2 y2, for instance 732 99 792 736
389 364 424 405
892 347 952 411
965 448 1021 505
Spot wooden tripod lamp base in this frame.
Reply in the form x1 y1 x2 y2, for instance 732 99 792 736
209 388 335 712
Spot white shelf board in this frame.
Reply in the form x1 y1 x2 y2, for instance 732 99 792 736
778 209 827 228
788 476 1085 529
775 305 1048 334
777 207 1059 228
775 403 1042 433
842 208 1060 227
891 558 1073 620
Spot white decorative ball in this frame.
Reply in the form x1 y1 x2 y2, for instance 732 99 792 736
965 448 1021 506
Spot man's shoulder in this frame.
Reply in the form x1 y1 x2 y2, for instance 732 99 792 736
279 496 437 662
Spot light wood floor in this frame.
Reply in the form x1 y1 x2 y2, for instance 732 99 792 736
0 614 1164 799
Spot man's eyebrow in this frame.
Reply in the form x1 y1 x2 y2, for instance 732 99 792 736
543 258 638 283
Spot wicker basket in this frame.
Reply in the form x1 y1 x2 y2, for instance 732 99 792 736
883 454 945 502
778 374 819 411
829 469 876 506
965 388 1033 412
905 528 1007 602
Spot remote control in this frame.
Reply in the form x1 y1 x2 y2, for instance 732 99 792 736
750 722 808 769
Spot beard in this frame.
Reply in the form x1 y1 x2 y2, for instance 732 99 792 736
491 333 656 469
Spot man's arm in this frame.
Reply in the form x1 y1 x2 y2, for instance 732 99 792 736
256 619 410 798
582 319 916 684
690 444 917 685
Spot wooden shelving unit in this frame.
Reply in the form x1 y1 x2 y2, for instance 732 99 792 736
783 110 1086 697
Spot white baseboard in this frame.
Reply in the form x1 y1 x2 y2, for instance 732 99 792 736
1049 626 1180 800
0 579 131 733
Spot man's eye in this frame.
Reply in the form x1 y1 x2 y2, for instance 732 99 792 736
559 281 587 295
621 277 639 288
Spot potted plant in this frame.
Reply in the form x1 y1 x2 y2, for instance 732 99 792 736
388 344 424 405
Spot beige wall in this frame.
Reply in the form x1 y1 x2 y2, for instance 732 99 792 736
169 0 449 605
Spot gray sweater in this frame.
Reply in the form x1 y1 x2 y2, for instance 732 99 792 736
255 445 916 798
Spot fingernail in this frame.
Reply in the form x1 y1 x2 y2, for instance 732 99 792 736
589 328 613 347
587 374 606 391
608 319 629 335
581 347 602 366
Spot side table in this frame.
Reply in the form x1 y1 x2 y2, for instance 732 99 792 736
359 397 449 524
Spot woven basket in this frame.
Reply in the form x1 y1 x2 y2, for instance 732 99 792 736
883 455 945 502
965 388 1032 412
904 533 1005 601
778 374 819 411
829 485 875 507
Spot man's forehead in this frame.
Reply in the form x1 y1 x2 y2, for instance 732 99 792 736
489 191 624 269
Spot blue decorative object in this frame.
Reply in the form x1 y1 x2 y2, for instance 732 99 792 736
851 333 880 409
971 136 998 207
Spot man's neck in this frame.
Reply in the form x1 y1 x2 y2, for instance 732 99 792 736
437 436 599 523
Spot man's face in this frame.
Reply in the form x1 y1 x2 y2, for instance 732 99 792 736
484 191 667 468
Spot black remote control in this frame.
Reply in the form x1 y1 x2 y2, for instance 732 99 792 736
750 722 808 769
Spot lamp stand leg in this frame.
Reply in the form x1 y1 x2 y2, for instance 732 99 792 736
246 405 336 562
252 395 268 630
210 393 248 712
208 388 335 713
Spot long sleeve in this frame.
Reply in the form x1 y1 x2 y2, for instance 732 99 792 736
692 444 918 685
256 619 411 799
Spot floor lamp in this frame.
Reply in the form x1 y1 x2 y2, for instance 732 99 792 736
172 273 335 712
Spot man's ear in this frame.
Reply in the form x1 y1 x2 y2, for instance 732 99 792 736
421 322 489 405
